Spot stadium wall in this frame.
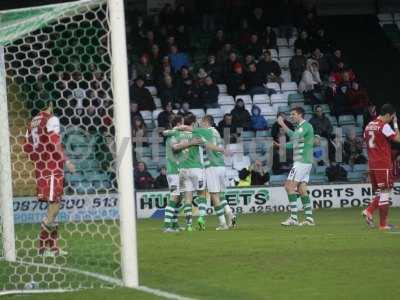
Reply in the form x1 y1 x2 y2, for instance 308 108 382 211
8 182 400 224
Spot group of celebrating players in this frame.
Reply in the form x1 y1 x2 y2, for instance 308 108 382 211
23 99 399 255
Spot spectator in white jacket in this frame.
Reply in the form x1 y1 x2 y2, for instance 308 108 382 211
298 59 322 105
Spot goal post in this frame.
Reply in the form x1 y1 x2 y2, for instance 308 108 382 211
0 0 138 293
0 45 16 263
108 0 139 288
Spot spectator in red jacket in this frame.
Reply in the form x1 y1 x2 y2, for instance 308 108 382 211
348 82 370 115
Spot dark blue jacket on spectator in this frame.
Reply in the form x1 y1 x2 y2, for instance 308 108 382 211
251 105 268 131
169 52 189 73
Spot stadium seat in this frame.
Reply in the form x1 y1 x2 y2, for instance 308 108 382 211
152 109 162 123
353 164 368 172
347 171 363 182
277 38 288 47
134 147 151 158
220 104 234 114
287 92 304 103
270 94 285 103
217 84 228 94
242 131 255 141
235 94 252 106
270 175 287 185
288 37 296 47
278 105 290 114
281 70 291 82
145 86 157 96
153 97 162 109
233 154 251 170
279 57 290 69
191 109 205 119
338 115 356 126
314 165 327 175
253 94 269 105
328 115 338 127
255 130 271 138
309 175 328 184
218 95 235 105
279 48 294 58
206 108 223 118
258 104 275 116
281 82 298 92
342 164 352 173
266 82 280 91
356 114 364 127
141 110 152 124
227 143 244 154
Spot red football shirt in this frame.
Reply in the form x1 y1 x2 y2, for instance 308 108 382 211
364 118 396 170
24 112 65 178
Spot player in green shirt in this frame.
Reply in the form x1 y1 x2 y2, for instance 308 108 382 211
275 106 315 226
163 115 204 232
175 115 209 230
194 115 236 230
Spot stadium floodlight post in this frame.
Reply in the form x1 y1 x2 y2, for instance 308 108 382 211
108 0 139 288
0 46 16 262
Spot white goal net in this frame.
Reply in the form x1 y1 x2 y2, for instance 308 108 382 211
0 0 137 293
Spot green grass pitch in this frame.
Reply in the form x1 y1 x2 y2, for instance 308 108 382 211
2 208 400 300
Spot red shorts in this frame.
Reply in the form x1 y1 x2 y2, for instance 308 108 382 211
369 169 393 193
36 174 64 203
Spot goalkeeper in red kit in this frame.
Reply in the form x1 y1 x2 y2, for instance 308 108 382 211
363 104 400 230
23 100 75 257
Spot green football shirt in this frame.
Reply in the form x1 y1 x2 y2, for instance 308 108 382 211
164 129 205 170
286 120 314 164
193 127 225 168
165 133 179 175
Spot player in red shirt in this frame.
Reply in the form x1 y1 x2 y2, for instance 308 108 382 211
362 104 400 230
23 100 75 256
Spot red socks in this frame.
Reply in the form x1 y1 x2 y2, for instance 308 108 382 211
379 205 389 227
39 221 59 254
366 196 379 215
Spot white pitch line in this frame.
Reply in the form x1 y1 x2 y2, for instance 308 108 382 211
138 286 196 300
0 258 196 300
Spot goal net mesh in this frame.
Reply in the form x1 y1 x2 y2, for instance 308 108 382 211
0 0 125 291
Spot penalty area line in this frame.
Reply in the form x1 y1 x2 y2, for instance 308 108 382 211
0 258 196 300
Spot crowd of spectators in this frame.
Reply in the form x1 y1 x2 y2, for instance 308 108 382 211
125 2 382 184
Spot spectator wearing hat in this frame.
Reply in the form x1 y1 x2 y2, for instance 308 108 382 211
250 105 268 131
130 77 155 111
227 63 247 96
218 113 239 143
231 98 251 130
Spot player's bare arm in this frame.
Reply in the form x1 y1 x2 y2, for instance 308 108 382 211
171 137 204 151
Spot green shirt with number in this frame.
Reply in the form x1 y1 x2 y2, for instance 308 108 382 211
286 120 314 164
193 127 225 168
